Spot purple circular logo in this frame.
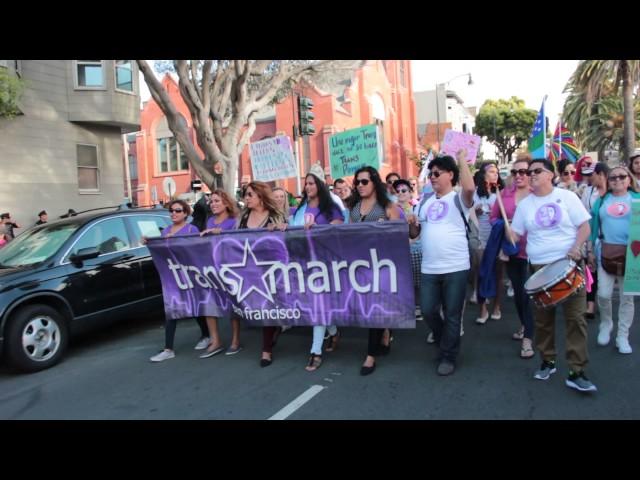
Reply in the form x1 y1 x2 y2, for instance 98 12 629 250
534 203 562 228
427 201 449 222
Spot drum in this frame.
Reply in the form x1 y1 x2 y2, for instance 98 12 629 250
524 258 585 309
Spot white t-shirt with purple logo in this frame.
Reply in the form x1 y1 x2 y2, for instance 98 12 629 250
417 190 472 274
511 187 591 265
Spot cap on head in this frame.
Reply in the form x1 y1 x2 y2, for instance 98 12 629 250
630 149 640 161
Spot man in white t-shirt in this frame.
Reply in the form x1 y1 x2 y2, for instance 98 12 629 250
408 149 475 376
511 158 596 393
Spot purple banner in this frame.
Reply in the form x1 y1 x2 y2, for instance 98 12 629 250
147 221 415 328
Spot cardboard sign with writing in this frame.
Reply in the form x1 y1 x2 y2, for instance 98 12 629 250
329 124 381 178
440 129 482 164
250 135 297 182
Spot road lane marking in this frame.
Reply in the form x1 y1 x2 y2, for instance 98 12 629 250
268 385 326 420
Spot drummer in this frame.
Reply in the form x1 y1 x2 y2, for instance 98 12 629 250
510 158 596 393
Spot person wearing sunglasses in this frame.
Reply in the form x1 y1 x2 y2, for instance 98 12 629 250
557 159 580 196
150 200 210 362
511 158 596 392
198 190 242 359
488 153 534 358
408 149 475 376
236 182 287 368
587 166 640 355
385 172 401 201
580 162 610 319
348 166 401 376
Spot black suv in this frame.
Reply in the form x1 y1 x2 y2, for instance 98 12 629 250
0 206 171 372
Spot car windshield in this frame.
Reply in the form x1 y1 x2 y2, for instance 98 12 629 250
0 223 79 267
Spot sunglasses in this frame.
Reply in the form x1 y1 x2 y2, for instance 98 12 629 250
386 179 398 184
355 179 371 186
396 188 409 194
511 169 528 177
168 208 184 213
428 171 443 178
526 168 551 176
608 174 628 182
562 170 576 176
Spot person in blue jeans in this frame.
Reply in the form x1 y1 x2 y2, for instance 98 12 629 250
408 149 475 376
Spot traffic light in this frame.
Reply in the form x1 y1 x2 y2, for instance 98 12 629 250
298 96 315 136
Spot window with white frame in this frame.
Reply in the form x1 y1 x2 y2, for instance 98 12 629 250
156 137 189 173
76 60 104 88
115 60 133 92
77 144 100 191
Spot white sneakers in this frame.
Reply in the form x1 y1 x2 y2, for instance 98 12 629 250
616 337 633 354
150 350 175 362
194 337 210 350
597 326 612 346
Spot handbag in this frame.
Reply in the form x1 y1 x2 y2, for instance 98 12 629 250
601 242 626 276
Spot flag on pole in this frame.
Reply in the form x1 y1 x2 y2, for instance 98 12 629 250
528 98 547 158
547 122 580 164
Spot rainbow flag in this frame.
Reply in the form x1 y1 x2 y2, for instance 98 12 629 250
548 122 580 164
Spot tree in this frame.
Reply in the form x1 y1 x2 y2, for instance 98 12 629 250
564 60 640 162
474 97 537 164
0 69 25 119
137 60 364 195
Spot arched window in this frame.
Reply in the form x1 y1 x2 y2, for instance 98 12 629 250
155 115 189 173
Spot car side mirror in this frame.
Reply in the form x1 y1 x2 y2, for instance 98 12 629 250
69 247 100 266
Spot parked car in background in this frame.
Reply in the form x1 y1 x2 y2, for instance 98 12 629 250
0 205 171 372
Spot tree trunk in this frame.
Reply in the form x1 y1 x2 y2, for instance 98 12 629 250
621 60 636 163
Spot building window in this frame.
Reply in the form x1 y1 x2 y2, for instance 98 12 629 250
128 141 138 181
76 60 104 88
399 62 406 87
77 144 100 191
115 60 133 92
157 137 189 173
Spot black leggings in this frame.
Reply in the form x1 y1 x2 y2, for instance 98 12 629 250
165 316 209 350
367 328 392 357
586 267 598 303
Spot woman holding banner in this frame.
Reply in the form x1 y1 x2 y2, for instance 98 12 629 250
348 166 401 376
237 182 286 368
285 172 344 371
149 200 210 363
199 190 242 358
587 166 639 355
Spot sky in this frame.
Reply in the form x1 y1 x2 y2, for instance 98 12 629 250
411 60 580 124
139 59 581 125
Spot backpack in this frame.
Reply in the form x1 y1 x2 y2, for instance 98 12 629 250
453 194 481 259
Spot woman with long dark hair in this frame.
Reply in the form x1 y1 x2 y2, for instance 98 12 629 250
348 166 401 376
237 182 287 368
286 173 344 371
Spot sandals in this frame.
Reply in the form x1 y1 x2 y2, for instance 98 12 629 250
512 327 525 341
325 331 340 352
520 339 535 359
305 354 323 371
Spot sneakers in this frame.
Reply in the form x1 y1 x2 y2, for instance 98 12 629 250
437 361 455 376
616 337 633 354
533 360 557 380
150 349 175 362
597 326 612 346
507 286 515 297
225 345 243 356
194 337 210 350
199 345 225 359
565 371 597 392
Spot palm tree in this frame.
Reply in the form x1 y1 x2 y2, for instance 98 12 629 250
565 60 640 162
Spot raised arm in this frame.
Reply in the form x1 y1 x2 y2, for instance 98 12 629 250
456 149 475 208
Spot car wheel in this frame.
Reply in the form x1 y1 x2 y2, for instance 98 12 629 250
4 304 69 373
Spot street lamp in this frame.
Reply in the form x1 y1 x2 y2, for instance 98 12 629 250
435 73 473 146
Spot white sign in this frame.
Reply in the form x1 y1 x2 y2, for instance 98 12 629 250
162 177 177 197
249 136 297 182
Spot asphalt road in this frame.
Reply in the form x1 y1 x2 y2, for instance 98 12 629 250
0 296 638 419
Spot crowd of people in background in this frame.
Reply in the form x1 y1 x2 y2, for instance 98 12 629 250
3 147 639 396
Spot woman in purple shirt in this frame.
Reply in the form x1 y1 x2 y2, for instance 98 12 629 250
289 173 344 371
198 190 242 358
149 200 208 362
